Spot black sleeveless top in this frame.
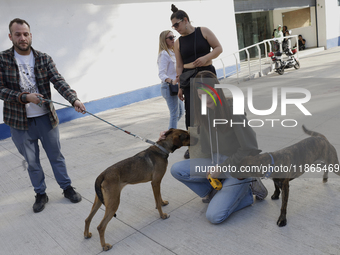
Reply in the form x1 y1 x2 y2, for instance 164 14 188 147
179 27 211 64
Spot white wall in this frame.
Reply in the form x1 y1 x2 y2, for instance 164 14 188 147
324 0 340 48
0 0 238 125
272 7 317 49
316 0 327 47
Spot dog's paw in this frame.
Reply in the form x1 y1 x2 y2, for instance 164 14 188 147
84 232 92 239
103 243 113 251
161 213 170 219
277 217 287 227
162 200 169 206
271 194 280 200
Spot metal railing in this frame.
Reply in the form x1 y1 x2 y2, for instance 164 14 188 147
216 35 299 83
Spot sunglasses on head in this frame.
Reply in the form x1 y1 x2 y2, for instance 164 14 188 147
166 35 176 41
171 19 182 29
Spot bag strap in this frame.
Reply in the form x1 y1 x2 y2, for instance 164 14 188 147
194 28 198 69
194 27 197 61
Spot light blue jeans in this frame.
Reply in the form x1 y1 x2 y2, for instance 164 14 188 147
161 82 184 129
10 114 72 194
171 154 254 224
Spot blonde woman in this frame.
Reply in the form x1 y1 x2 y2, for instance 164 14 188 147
157 30 184 129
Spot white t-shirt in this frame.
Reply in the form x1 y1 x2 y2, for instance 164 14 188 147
14 50 49 118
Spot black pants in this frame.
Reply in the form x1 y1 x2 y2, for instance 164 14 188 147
182 65 216 129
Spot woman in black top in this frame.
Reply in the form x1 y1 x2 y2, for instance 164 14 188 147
170 4 223 158
282 26 290 50
282 26 289 37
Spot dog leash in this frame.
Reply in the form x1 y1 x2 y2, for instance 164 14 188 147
37 97 170 155
223 179 257 188
265 153 275 178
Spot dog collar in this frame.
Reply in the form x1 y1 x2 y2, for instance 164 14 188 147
143 138 170 156
265 153 275 178
154 143 170 156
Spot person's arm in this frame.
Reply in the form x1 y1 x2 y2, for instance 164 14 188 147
174 39 184 101
46 54 86 113
0 57 35 105
0 58 20 102
157 51 173 84
194 27 223 67
222 117 260 165
0 58 53 106
174 39 183 77
211 114 261 178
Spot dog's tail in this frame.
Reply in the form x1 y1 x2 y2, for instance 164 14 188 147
95 173 105 205
302 125 327 140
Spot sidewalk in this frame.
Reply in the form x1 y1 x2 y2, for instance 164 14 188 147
1 47 340 255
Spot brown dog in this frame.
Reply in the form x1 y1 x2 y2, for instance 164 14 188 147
84 129 196 251
232 125 340 227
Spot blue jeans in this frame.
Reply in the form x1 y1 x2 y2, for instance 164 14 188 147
10 114 72 194
161 82 184 129
171 155 254 224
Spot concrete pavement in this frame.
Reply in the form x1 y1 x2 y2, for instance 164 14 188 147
1 47 340 255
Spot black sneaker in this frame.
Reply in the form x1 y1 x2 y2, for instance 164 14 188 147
251 177 268 200
63 186 82 203
184 149 190 159
33 193 48 213
202 189 218 203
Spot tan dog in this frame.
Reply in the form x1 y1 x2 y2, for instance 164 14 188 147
233 125 340 227
84 129 196 251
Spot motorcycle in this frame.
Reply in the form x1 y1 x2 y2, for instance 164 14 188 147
268 46 300 75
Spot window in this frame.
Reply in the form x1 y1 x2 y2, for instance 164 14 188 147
282 7 311 29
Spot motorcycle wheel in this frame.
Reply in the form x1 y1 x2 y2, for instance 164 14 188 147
294 60 300 69
277 68 284 75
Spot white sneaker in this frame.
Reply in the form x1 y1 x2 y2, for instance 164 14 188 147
251 178 268 200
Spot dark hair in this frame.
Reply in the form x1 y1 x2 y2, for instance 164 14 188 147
9 18 30 33
170 4 190 22
192 71 232 131
298 34 302 37
283 26 287 30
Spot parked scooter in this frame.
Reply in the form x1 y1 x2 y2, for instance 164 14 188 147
268 45 300 75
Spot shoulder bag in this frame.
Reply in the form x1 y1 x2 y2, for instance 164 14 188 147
168 81 179 96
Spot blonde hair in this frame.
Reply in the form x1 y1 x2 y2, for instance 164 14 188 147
158 30 174 57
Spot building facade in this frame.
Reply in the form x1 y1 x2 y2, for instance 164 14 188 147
235 0 340 55
1 0 339 139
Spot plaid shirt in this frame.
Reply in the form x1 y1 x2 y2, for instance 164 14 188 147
0 47 79 130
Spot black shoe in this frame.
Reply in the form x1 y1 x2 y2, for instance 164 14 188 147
33 193 48 213
251 177 268 200
63 186 82 203
184 149 190 159
202 189 218 203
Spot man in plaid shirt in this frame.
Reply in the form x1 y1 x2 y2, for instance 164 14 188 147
0 18 86 213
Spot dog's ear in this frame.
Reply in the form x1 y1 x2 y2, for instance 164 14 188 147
164 128 175 137
179 132 189 141
172 136 183 147
172 131 189 147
